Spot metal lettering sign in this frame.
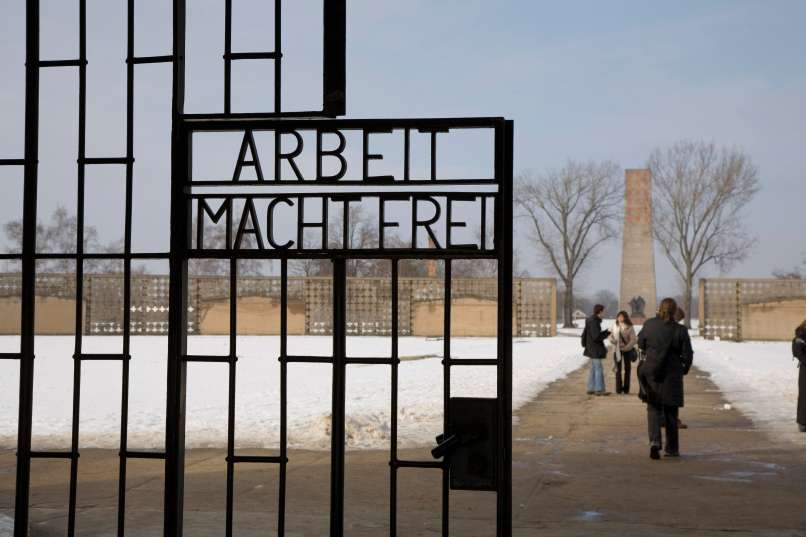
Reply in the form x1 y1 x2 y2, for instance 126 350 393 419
186 119 504 257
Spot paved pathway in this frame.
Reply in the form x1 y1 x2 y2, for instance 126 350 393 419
2 364 805 536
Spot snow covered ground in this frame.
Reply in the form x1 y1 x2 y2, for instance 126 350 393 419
0 335 585 450
2 333 801 450
693 337 803 444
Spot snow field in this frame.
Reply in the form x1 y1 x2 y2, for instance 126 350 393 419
0 335 586 450
693 338 803 443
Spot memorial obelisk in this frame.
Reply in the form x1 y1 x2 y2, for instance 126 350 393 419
619 169 657 323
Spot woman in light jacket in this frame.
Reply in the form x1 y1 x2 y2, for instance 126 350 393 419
609 310 637 394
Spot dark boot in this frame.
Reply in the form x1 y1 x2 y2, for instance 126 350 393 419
799 424 806 433
650 446 661 460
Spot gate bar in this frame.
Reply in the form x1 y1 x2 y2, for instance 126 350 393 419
495 120 514 537
165 0 188 533
442 259 451 537
278 258 288 536
389 260 399 536
14 0 40 534
330 258 347 537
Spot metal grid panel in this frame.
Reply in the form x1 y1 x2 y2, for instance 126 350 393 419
0 273 556 337
701 279 740 340
516 279 557 337
701 278 806 341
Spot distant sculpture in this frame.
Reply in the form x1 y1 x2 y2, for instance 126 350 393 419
619 169 657 320
629 296 646 318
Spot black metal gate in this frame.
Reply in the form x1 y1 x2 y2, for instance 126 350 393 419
9 1 513 536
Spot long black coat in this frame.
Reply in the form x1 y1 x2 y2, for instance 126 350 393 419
636 316 693 407
582 315 608 359
793 330 806 425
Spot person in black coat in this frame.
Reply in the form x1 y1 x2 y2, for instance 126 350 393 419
793 320 806 432
637 298 693 459
581 304 611 395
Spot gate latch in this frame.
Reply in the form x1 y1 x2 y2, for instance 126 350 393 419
431 397 499 491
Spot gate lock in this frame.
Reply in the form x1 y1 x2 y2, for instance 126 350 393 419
431 397 499 491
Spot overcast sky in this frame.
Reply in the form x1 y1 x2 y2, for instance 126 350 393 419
1 1 805 298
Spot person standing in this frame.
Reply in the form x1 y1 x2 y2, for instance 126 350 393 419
793 320 806 433
609 311 637 394
582 304 611 396
637 298 693 459
673 307 693 429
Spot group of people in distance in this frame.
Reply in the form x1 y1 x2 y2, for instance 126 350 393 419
582 298 693 460
584 301 806 459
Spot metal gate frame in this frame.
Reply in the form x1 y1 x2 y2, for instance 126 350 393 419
9 1 513 536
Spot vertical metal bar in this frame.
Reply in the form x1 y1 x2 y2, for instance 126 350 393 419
274 0 281 114
118 0 136 534
165 0 188 534
441 259 451 537
278 259 288 536
495 121 514 537
14 1 40 535
68 2 88 534
225 259 237 537
224 0 231 114
322 0 345 116
330 257 346 537
389 260 399 537
699 279 706 338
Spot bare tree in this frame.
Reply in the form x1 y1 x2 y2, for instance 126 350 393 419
772 252 805 279
3 206 127 273
593 289 619 315
649 141 760 326
291 204 385 277
515 160 622 327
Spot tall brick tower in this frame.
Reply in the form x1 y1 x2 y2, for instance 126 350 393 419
619 169 657 323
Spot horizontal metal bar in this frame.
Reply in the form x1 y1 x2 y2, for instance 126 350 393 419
27 249 498 261
38 59 86 67
74 353 131 361
345 357 397 365
281 355 333 364
188 249 498 260
124 451 166 460
224 52 281 60
0 353 21 360
32 252 170 260
228 455 286 464
182 355 236 363
183 111 330 121
446 358 498 366
81 157 132 165
182 116 507 130
393 459 443 469
0 159 25 166
128 55 174 64
189 181 499 190
29 451 77 459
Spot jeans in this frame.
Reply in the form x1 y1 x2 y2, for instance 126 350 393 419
614 356 632 394
587 359 605 393
648 403 679 453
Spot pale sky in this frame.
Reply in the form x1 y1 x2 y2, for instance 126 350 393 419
1 1 805 298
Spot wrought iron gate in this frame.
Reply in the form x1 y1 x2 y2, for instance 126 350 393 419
8 1 513 536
